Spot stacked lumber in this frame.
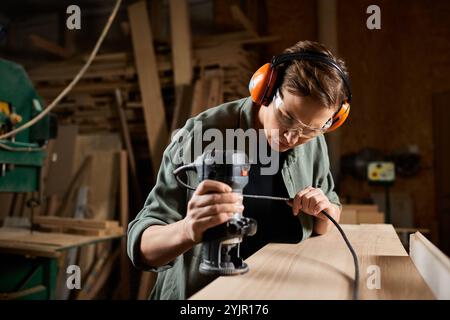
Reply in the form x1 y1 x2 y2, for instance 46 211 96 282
28 53 146 136
33 216 124 236
340 204 385 224
28 43 259 134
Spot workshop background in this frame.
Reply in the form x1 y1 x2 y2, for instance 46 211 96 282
0 0 449 300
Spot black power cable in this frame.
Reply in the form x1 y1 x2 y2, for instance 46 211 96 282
319 210 360 300
174 166 360 300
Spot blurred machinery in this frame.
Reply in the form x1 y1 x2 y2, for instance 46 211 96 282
341 147 421 223
0 58 55 192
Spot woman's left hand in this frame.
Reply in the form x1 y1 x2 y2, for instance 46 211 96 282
288 186 333 220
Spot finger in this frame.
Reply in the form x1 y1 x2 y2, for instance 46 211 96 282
194 180 232 196
302 190 324 213
197 212 234 232
292 187 314 216
192 192 243 208
296 186 315 199
313 200 329 216
293 195 302 216
194 203 244 219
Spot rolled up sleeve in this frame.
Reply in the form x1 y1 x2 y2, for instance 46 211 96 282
127 142 187 272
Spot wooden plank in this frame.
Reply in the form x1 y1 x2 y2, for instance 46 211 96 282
357 211 385 224
114 89 142 206
170 84 193 134
70 134 122 220
169 0 193 86
410 232 450 299
57 186 88 300
343 204 379 212
45 125 78 197
190 69 223 118
63 226 121 236
0 227 124 252
29 34 71 59
359 256 434 299
76 251 109 299
128 1 169 174
117 150 131 298
35 82 138 98
0 241 61 258
206 71 223 108
339 209 357 224
1 285 47 300
81 248 120 299
395 227 430 234
53 156 92 218
190 224 415 300
37 225 124 236
230 5 259 38
190 77 205 117
33 216 119 230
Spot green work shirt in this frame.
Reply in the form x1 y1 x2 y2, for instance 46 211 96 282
127 97 341 300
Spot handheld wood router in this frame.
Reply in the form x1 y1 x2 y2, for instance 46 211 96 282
173 150 257 275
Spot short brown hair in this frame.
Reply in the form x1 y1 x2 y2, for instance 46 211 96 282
280 40 348 110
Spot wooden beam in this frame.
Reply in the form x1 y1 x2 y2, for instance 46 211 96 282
190 77 205 117
230 5 259 38
117 150 131 299
128 1 169 175
410 232 450 299
81 248 120 299
169 0 193 86
33 216 119 230
114 89 142 206
29 34 71 59
170 84 193 135
76 251 108 299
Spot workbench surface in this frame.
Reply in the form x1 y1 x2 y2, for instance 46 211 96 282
190 224 435 300
0 227 124 258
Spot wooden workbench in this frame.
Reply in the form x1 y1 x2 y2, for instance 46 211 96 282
190 224 435 300
0 227 124 258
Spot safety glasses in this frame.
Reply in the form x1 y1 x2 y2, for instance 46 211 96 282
272 90 332 139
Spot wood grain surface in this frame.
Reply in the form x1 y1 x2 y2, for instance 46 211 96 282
190 224 434 300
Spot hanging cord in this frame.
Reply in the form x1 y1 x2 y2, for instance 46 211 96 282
174 164 360 300
0 0 122 141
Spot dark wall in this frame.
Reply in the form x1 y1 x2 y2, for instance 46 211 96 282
337 0 450 244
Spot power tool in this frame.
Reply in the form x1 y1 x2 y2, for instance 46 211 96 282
174 149 360 299
174 150 257 275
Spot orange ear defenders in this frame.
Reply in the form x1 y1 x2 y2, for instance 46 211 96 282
248 51 352 132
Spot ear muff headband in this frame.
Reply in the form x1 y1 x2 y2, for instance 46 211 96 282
271 51 352 103
249 50 352 132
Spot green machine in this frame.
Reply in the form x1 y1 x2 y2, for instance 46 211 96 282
0 58 57 300
0 58 54 192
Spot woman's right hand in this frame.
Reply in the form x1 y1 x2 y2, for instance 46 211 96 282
183 180 244 243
